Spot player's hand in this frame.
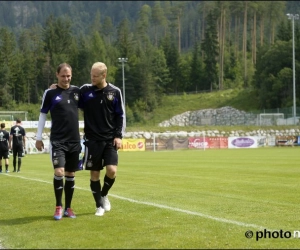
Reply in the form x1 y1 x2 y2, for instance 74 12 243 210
114 138 122 150
35 140 44 151
49 83 58 89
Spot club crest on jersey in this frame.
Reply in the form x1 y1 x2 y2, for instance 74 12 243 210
107 92 114 101
74 93 79 101
87 160 93 168
53 158 59 166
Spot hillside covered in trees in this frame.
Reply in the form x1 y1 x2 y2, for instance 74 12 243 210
0 1 300 125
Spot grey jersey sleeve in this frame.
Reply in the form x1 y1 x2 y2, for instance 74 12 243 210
36 112 47 140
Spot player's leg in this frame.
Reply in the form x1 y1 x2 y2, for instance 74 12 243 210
101 141 118 212
4 151 9 172
63 171 76 218
51 142 65 220
63 143 81 219
84 140 106 216
0 156 3 172
12 147 17 172
16 145 25 172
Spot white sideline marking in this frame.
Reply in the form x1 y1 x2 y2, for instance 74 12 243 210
3 174 272 231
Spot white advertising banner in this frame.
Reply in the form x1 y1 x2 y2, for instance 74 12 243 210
228 136 258 148
256 136 276 147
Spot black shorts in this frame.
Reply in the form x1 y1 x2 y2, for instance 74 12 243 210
83 140 118 171
13 145 24 158
50 141 82 172
0 150 9 159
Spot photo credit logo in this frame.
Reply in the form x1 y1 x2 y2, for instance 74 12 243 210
245 229 300 241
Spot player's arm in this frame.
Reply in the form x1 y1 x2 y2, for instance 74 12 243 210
8 134 12 150
35 113 47 151
23 133 26 150
113 90 126 149
6 134 9 148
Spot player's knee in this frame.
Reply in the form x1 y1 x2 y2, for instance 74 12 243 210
106 165 117 178
90 170 100 181
54 168 64 177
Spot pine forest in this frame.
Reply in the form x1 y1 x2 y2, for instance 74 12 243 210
0 1 300 124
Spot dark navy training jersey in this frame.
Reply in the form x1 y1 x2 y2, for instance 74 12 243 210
40 85 80 142
79 83 125 141
0 129 9 151
10 125 26 147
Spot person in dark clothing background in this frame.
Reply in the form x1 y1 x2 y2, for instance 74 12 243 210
9 118 26 173
0 123 10 173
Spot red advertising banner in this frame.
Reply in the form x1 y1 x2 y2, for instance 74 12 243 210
188 137 228 149
208 137 228 148
188 137 209 149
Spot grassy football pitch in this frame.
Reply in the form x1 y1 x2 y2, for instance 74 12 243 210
0 147 299 249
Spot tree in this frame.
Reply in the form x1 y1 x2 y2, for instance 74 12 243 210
202 10 219 91
266 1 286 44
169 2 186 54
43 15 74 84
102 16 114 45
151 1 166 47
277 20 292 42
214 1 230 90
161 35 181 93
189 42 203 92
0 27 16 107
253 40 296 108
88 10 101 35
135 4 152 50
115 18 135 57
242 1 248 87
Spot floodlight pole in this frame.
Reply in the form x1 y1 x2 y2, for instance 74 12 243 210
118 58 128 108
287 13 299 125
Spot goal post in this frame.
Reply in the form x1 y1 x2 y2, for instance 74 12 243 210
0 111 28 121
258 113 284 126
0 115 13 121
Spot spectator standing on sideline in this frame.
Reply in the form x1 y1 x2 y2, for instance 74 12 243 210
0 123 10 173
35 63 81 220
79 62 126 216
9 118 26 173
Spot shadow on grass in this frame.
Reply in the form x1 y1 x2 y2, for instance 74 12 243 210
0 212 97 225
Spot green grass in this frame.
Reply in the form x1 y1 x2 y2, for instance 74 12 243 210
1 148 300 249
139 88 260 127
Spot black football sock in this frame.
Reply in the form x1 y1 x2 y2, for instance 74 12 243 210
13 158 16 171
64 176 75 209
17 158 21 171
90 180 102 208
5 164 8 171
0 165 2 171
101 175 115 197
53 175 64 207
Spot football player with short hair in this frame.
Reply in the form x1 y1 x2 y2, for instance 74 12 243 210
35 63 81 220
9 118 26 172
79 62 126 216
0 123 10 173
